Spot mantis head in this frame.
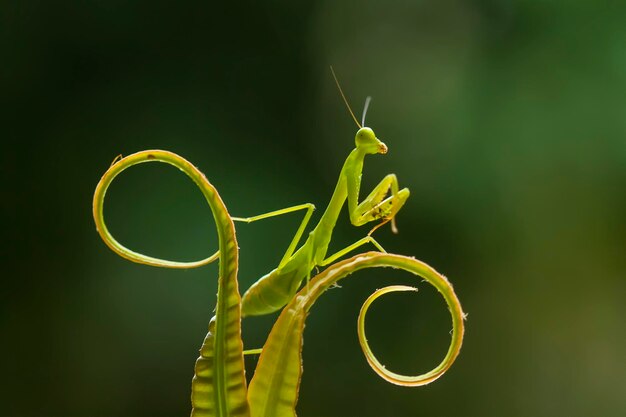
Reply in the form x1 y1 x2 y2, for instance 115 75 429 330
356 127 387 155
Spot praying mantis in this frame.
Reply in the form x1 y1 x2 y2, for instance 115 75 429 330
237 69 410 316
92 70 465 417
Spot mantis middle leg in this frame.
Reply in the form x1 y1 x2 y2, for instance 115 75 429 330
232 203 315 267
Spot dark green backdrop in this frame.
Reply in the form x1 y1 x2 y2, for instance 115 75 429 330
3 1 625 416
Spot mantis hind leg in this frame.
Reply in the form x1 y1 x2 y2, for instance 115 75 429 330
319 236 386 267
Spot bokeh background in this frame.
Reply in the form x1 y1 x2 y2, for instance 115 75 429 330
3 1 625 416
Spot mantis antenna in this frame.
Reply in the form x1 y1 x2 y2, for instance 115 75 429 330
362 96 372 127
330 66 362 128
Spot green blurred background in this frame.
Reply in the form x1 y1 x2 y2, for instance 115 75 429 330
3 1 625 416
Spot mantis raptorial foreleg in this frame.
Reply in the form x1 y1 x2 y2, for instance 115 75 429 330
349 173 409 233
354 174 400 216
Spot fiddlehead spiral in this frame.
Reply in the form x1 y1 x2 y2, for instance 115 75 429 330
247 252 465 417
93 152 220 269
357 285 460 386
93 150 250 417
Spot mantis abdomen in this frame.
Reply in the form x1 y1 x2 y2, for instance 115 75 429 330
241 265 307 317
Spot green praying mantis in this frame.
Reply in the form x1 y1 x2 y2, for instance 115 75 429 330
92 70 465 417
237 69 410 317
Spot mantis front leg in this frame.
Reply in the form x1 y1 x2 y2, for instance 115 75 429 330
349 173 411 232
